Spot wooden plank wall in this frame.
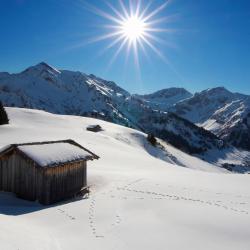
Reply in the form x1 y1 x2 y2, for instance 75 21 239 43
44 161 87 204
0 153 42 201
0 153 87 205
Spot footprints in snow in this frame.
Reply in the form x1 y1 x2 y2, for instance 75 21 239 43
116 186 249 215
103 179 249 216
86 178 249 240
57 208 76 220
167 184 250 201
88 198 104 238
88 196 122 239
111 214 122 226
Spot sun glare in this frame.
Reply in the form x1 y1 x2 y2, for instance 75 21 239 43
121 16 146 42
83 0 175 71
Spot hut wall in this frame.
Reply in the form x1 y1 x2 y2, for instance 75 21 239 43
41 161 87 205
0 152 87 205
0 152 42 201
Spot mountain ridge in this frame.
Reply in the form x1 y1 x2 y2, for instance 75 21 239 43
0 62 249 171
171 86 250 151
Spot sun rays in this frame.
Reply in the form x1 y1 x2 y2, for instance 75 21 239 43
81 0 176 74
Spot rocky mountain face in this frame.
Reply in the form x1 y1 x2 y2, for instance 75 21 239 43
0 62 249 171
131 85 250 153
170 87 250 151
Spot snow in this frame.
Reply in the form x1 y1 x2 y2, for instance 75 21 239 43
87 124 102 129
198 118 220 131
134 88 192 111
0 107 250 250
1 62 250 154
173 88 250 145
18 143 94 167
0 63 130 126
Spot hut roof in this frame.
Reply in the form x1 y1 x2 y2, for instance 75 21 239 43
0 139 99 167
86 124 103 132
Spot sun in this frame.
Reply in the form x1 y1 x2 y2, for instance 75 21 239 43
121 15 147 42
83 0 175 70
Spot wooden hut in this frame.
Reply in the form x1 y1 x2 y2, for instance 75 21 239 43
0 139 99 205
86 125 103 132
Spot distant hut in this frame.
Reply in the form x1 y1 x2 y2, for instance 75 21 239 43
0 139 99 205
86 125 103 132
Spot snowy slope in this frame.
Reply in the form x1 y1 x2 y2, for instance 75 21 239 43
0 107 225 173
112 95 247 168
0 108 250 250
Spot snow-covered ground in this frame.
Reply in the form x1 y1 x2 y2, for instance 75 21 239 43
0 108 250 250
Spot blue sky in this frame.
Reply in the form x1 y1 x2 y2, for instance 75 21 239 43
0 0 249 94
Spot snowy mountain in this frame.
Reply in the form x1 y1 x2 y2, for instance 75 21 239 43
171 87 250 151
134 87 192 111
1 107 250 250
0 63 220 149
0 62 130 125
0 63 249 171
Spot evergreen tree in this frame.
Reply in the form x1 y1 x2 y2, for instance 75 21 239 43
0 101 9 125
147 133 157 146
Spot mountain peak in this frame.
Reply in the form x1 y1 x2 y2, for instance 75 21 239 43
35 62 61 74
153 87 192 96
37 61 50 67
138 87 192 101
133 87 192 111
138 87 192 98
22 62 61 75
205 86 229 93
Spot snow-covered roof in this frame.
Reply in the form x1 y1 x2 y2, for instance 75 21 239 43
87 125 101 129
0 140 99 167
18 143 92 167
